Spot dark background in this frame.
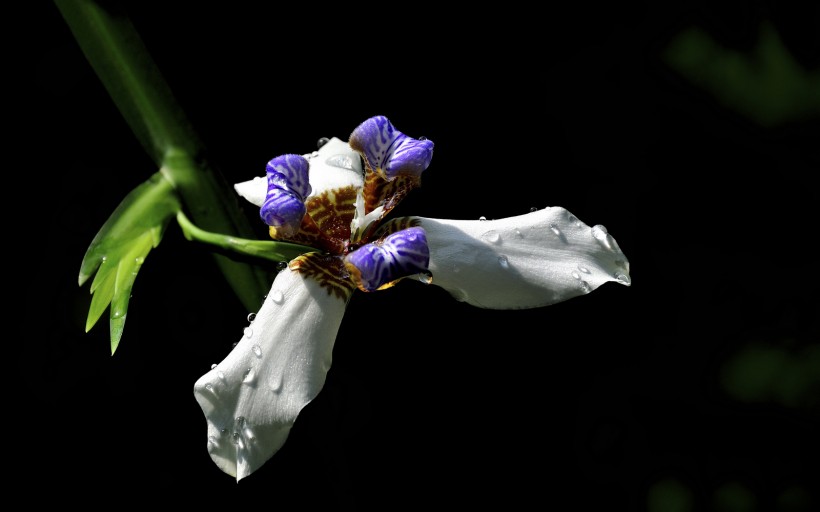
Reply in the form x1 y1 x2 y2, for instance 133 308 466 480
19 1 818 509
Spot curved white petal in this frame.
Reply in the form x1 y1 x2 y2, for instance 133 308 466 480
234 176 267 207
193 268 348 481
234 137 363 208
417 208 631 309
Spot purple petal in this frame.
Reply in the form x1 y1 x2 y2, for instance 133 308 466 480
344 227 430 292
260 154 311 235
349 116 434 181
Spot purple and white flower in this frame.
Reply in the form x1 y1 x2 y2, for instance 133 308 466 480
194 115 631 480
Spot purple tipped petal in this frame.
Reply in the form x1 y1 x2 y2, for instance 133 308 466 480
349 116 434 181
344 227 430 292
266 154 311 199
260 154 311 235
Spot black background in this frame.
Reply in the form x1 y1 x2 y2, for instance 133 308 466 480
19 1 819 509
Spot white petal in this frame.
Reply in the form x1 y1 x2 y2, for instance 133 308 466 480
233 137 363 208
304 137 363 196
193 268 348 481
234 176 267 207
417 208 631 309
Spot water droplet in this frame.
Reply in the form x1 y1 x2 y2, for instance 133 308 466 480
591 224 608 240
220 428 229 436
615 272 631 285
210 363 217 370
498 255 510 268
270 374 283 393
271 289 284 304
568 213 581 226
276 261 288 272
550 223 561 236
326 154 356 171
243 426 256 441
112 309 124 319
232 432 240 444
317 137 330 148
244 327 254 338
481 230 501 244
571 271 581 280
235 416 245 426
578 266 590 274
591 225 614 250
243 367 255 384
514 229 523 238
247 313 256 323
580 281 592 293
252 344 262 358
478 216 487 221
416 270 433 284
232 342 238 348
419 136 428 141
135 256 145 265
217 371 225 381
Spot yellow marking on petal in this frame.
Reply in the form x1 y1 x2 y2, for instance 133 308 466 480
290 253 355 302
305 186 358 243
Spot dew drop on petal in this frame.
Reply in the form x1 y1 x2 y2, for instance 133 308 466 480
317 137 330 148
498 255 510 268
580 281 592 293
252 344 262 358
578 266 590 274
530 207 538 212
270 374 283 393
514 228 523 238
217 371 225 381
478 216 487 221
481 230 501 244
243 367 256 385
270 289 284 304
550 223 561 236
276 261 288 272
592 225 614 251
244 426 256 441
417 270 433 284
615 272 631 285
244 327 253 338
210 363 217 370
220 428 229 436
571 271 581 280
247 313 256 323
232 432 240 444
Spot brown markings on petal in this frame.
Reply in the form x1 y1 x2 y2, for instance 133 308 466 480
290 253 355 302
363 172 420 216
371 216 421 240
269 213 341 254
305 186 358 244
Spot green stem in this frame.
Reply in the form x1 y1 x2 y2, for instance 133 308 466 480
56 0 273 311
177 211 314 263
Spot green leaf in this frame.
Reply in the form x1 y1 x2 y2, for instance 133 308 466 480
58 0 275 312
80 172 180 354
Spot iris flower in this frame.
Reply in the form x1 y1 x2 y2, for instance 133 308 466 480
193 115 632 480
